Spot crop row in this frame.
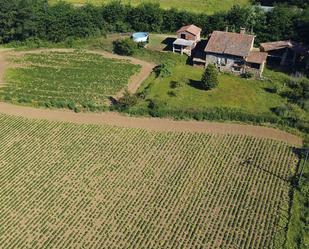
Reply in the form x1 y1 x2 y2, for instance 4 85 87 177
0 114 299 248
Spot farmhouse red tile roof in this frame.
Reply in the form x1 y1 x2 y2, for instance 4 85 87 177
205 31 255 57
246 51 268 64
177 24 202 36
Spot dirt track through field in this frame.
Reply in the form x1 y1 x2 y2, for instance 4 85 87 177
0 49 10 87
0 102 302 146
0 49 302 146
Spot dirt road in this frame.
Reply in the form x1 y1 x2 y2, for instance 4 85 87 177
0 102 302 146
0 49 10 87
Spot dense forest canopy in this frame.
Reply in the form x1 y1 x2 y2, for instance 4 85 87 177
0 0 308 45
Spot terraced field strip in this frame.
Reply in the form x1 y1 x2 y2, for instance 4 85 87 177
0 49 154 110
0 113 300 248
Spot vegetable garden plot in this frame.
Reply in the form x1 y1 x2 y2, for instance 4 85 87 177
0 51 140 111
0 114 299 249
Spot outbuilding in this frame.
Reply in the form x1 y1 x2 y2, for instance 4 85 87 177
173 24 201 56
260 40 309 69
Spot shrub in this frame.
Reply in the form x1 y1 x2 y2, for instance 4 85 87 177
148 99 167 117
272 104 294 118
117 90 139 109
4 95 12 101
154 60 175 78
167 90 177 97
170 81 181 89
53 100 67 109
44 101 52 108
201 64 219 90
113 38 137 56
82 101 97 111
297 98 309 111
74 106 81 113
241 71 254 79
67 101 76 110
17 96 32 103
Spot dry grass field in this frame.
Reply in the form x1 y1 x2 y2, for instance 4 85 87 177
0 113 299 248
49 0 250 14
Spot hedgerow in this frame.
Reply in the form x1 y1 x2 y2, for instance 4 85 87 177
1 1 309 48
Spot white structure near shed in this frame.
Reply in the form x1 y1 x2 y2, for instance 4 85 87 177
132 32 149 43
173 39 196 56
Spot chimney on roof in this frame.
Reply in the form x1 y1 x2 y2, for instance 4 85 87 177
240 27 246 34
225 26 229 32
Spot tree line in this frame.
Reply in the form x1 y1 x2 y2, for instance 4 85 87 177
0 0 308 45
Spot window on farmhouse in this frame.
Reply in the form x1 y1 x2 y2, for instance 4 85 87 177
233 66 242 72
233 61 243 72
250 63 260 69
217 57 227 66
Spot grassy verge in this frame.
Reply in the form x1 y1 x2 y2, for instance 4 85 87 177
285 149 309 249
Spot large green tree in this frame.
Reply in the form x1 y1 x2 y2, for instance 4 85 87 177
201 64 219 90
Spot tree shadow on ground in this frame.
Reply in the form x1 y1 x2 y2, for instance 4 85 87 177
263 87 277 94
188 79 204 90
186 57 193 65
241 157 290 183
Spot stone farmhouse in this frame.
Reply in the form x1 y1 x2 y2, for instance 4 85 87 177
172 24 201 56
203 31 268 77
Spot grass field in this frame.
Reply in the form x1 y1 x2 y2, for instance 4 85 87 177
0 51 140 111
138 64 286 114
0 113 299 248
49 0 250 14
